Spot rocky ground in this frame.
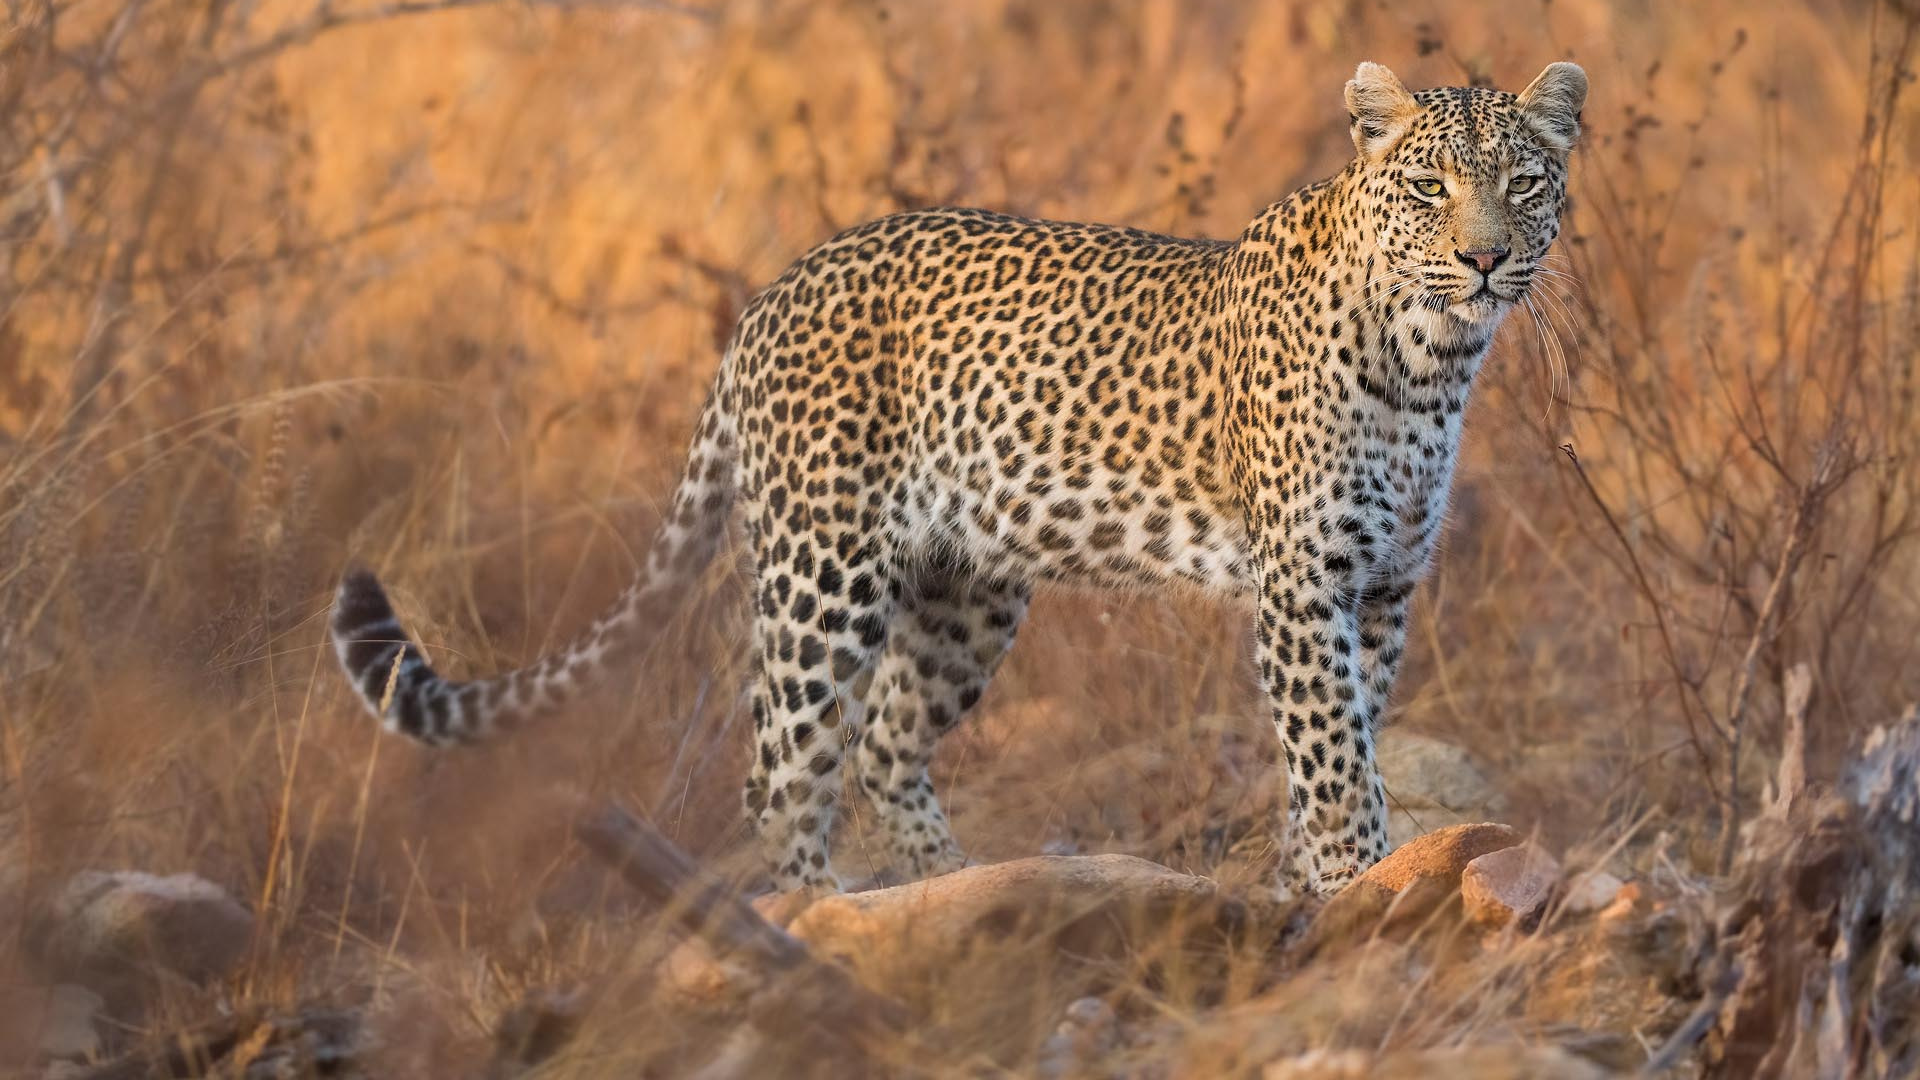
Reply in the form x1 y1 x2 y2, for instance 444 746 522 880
7 711 1916 1079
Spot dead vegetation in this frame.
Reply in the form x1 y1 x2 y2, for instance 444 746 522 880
4 0 1920 1075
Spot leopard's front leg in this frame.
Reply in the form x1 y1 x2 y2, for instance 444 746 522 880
1356 579 1414 740
1255 536 1390 896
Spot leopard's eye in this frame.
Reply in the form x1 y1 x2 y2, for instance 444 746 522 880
1508 173 1539 196
1410 177 1445 198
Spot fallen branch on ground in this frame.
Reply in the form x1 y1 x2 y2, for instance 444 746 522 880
574 805 931 1078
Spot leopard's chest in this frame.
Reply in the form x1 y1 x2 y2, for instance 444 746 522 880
1317 393 1468 587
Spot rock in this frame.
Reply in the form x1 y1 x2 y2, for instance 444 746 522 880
37 985 102 1061
1036 996 1119 1078
1059 996 1117 1038
1304 872 1461 956
1596 881 1643 923
1302 824 1520 953
32 870 254 992
1264 1049 1370 1078
1378 733 1509 846
1263 1044 1609 1079
0 983 102 1065
666 855 1254 1000
1560 870 1627 917
1460 843 1561 927
785 854 1235 981
659 935 746 1002
1357 823 1522 894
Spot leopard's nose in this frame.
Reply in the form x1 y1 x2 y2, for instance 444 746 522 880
1456 248 1509 274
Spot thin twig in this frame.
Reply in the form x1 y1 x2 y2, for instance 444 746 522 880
1714 444 1850 874
1558 443 1724 781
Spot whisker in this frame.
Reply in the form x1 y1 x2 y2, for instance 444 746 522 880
1531 284 1585 341
1522 295 1566 425
1529 266 1579 283
1521 296 1548 418
1528 291 1576 416
1520 267 1583 313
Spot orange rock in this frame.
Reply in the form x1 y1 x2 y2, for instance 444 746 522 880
1352 823 1522 893
1596 881 1644 923
1302 824 1521 954
1263 1045 1609 1079
663 854 1256 1000
787 854 1229 975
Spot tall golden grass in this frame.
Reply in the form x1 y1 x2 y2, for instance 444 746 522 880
3 0 1917 1071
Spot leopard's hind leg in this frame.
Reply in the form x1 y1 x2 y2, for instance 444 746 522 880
850 561 1030 879
741 528 899 892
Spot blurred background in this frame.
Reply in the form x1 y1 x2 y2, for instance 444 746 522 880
2 0 1916 1071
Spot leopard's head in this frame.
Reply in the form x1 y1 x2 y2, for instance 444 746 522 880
1343 61 1587 338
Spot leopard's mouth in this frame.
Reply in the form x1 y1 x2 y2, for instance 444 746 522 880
1445 286 1514 322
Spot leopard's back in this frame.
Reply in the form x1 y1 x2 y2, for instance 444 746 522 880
719 207 1250 594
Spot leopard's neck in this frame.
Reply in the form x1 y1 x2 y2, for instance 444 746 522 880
1220 175 1499 409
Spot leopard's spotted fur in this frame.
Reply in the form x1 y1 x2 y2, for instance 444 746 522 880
331 62 1588 895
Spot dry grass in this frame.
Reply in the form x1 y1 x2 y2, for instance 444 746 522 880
3 0 1918 1074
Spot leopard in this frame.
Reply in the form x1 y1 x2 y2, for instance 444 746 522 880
330 61 1588 896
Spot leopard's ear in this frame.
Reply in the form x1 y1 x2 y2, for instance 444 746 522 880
1345 61 1419 159
1518 61 1588 153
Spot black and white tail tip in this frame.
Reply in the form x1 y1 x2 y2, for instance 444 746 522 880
329 569 454 743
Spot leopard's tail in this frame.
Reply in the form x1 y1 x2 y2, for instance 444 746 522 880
329 399 736 745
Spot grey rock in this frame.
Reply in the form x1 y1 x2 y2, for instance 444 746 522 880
1378 732 1508 846
33 870 254 991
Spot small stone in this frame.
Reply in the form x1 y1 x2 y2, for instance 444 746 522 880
32 870 254 992
1561 870 1626 916
1597 881 1643 923
1060 996 1117 1033
1461 843 1561 927
659 937 744 1003
1037 996 1118 1078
